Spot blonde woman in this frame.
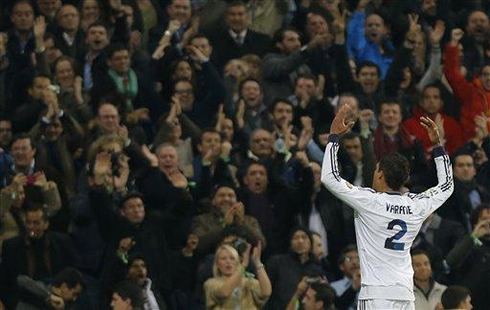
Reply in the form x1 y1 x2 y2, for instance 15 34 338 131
204 242 271 309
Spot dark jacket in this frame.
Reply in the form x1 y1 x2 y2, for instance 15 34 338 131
0 232 75 309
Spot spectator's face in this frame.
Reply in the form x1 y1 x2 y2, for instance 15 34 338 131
127 259 148 287
97 104 120 133
58 5 80 32
343 137 363 164
226 5 249 33
291 230 311 255
59 283 83 302
421 87 442 115
306 14 329 38
55 60 75 89
311 234 325 260
453 155 476 182
174 81 194 111
221 118 234 142
212 187 237 214
45 119 63 142
412 253 432 282
241 80 262 108
466 11 489 42
199 131 221 157
250 129 273 157
422 0 437 16
156 145 179 175
29 76 51 100
82 0 100 22
86 25 109 52
302 287 321 310
190 37 213 58
11 138 36 168
481 65 490 90
167 0 192 25
365 14 386 43
0 121 12 148
25 210 48 239
110 293 131 310
357 66 380 94
173 61 193 80
244 164 268 194
217 248 239 276
108 50 131 75
120 197 145 224
37 0 62 18
272 102 293 127
277 30 301 54
294 77 316 100
340 250 360 275
11 2 34 32
378 103 401 129
45 38 63 64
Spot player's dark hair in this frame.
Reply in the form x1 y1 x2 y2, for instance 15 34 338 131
309 282 336 309
441 286 471 309
52 267 84 289
112 281 144 309
378 153 410 191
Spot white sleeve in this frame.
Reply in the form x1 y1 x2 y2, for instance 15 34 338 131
321 134 376 213
408 146 454 217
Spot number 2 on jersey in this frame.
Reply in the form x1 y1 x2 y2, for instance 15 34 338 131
384 219 407 251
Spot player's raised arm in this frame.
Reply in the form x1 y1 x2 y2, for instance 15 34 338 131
413 117 454 215
321 105 375 211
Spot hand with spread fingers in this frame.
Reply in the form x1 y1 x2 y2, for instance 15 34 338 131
420 116 442 146
330 105 356 135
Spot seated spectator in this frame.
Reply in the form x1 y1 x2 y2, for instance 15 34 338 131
441 286 473 310
191 184 265 254
412 249 447 310
16 267 84 309
403 84 464 157
266 226 323 310
204 243 271 309
0 205 75 308
110 280 144 310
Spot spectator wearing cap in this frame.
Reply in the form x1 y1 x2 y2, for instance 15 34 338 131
209 0 271 71
191 185 265 255
266 226 323 310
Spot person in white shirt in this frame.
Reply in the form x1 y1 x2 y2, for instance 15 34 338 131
412 249 446 310
321 105 453 310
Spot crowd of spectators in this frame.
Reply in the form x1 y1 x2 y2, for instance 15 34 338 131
0 0 489 309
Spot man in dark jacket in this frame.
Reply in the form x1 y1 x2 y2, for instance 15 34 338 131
0 205 76 309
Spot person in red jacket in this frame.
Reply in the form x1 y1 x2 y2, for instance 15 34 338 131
443 28 490 140
403 84 464 156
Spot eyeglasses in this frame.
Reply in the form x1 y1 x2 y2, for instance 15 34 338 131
344 256 359 263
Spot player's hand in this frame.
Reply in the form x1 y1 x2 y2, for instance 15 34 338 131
330 104 356 135
420 116 442 146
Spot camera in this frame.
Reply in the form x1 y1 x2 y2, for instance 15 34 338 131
233 237 248 256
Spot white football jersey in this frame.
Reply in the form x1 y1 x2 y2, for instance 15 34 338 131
321 135 453 301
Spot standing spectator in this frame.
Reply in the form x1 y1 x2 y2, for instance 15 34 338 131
443 28 490 140
411 249 447 310
0 205 75 309
54 5 85 60
204 242 271 309
210 0 271 71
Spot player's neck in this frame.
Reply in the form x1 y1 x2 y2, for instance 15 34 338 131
373 183 396 193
